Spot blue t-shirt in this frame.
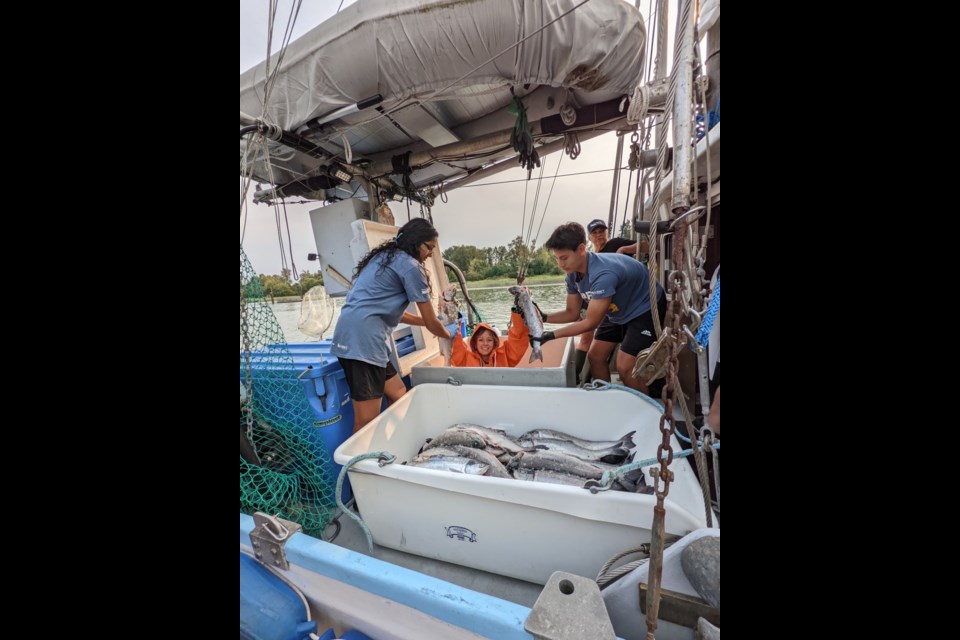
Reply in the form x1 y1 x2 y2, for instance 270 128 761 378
565 252 662 324
331 251 431 366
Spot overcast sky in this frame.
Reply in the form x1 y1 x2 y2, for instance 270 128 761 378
240 0 645 276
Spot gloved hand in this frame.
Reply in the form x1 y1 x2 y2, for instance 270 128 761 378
511 305 524 318
530 331 555 348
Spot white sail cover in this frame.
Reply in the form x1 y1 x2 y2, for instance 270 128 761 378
240 0 646 132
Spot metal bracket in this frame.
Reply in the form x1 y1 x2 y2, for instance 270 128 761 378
633 329 683 384
524 571 616 639
249 512 302 570
639 583 720 630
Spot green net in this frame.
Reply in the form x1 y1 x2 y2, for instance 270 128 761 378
240 246 338 536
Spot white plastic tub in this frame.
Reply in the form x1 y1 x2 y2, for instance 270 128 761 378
410 336 576 387
333 384 710 585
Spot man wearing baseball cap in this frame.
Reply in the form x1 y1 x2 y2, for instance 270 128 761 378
586 218 647 255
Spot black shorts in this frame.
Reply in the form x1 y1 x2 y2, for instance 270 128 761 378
593 294 668 357
337 358 398 401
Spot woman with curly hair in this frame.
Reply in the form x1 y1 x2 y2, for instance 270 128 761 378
332 218 454 432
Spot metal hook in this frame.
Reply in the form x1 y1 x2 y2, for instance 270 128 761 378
669 206 707 230
584 479 612 494
262 514 290 541
683 325 703 352
687 309 702 332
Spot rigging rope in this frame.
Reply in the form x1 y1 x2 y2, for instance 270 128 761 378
335 452 396 553
627 83 651 126
518 153 563 282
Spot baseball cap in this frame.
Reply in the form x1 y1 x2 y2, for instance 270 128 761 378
587 219 608 233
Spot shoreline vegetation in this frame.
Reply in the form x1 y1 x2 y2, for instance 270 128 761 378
257 237 568 302
264 274 566 303
453 274 566 289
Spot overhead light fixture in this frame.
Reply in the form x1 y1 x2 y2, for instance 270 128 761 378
392 193 405 202
332 167 352 182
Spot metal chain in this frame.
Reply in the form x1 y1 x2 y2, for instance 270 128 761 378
645 210 694 640
627 131 641 170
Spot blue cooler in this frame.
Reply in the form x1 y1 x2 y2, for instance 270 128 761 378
241 340 355 504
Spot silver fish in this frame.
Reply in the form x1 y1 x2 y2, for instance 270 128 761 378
511 467 536 482
508 285 544 363
513 467 635 492
423 428 487 451
437 285 459 365
518 437 629 464
406 455 489 475
410 447 462 461
508 450 606 480
450 423 507 435
452 424 532 455
449 445 513 479
520 429 636 451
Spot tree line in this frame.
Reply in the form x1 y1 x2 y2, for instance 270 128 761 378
257 236 562 296
258 269 325 298
442 236 563 280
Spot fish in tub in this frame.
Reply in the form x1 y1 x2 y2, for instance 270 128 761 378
333 384 712 585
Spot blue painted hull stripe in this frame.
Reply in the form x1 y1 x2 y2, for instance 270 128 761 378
240 514 533 639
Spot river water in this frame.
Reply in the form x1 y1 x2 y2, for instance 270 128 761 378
266 283 570 343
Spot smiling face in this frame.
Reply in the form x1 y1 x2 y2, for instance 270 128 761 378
474 329 497 356
418 237 438 262
551 244 588 274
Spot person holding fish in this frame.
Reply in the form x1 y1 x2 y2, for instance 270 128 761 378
449 313 529 368
573 219 650 384
531 222 666 394
331 218 456 432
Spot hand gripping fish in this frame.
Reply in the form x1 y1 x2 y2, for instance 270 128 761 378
437 285 459 365
508 285 545 363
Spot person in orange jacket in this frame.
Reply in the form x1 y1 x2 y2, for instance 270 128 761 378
450 311 530 368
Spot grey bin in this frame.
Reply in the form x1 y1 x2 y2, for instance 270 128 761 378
411 336 575 387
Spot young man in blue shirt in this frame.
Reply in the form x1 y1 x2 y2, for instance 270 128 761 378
533 222 665 394
574 218 649 382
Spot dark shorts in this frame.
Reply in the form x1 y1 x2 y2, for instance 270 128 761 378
593 294 668 357
337 358 398 401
